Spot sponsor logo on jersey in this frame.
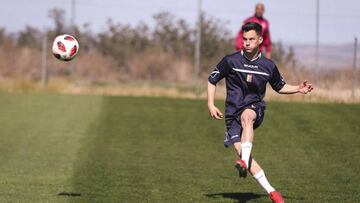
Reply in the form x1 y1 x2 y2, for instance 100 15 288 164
244 64 259 69
246 74 253 82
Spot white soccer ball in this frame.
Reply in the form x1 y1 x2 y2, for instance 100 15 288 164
52 34 79 61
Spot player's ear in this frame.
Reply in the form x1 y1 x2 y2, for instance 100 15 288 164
259 36 263 44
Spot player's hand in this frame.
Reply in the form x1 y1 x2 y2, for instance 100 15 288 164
208 105 223 120
298 80 314 94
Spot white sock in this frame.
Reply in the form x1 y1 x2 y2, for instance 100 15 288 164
253 170 275 194
241 141 252 167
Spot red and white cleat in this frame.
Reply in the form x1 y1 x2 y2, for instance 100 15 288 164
235 160 248 178
269 191 284 203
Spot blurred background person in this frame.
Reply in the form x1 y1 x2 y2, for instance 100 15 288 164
235 3 272 59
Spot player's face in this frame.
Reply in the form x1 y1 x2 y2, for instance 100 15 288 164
242 30 263 54
255 4 265 18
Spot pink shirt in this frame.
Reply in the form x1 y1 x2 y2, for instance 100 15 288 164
235 16 272 53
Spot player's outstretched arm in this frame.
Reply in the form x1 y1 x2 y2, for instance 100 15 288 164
207 82 223 120
278 80 314 94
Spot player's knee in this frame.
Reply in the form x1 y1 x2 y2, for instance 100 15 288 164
241 112 254 126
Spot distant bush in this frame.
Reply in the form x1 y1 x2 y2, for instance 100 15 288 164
0 8 320 88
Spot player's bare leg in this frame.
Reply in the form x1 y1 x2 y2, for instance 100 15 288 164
234 142 261 176
236 109 257 176
240 109 256 143
234 142 284 203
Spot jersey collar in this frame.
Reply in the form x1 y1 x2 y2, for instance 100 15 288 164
241 50 262 62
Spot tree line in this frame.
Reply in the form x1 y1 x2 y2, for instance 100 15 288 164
0 8 297 85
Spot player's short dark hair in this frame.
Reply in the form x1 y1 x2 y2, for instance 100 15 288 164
242 22 262 36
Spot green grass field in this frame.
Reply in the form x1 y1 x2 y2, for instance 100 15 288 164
0 92 359 203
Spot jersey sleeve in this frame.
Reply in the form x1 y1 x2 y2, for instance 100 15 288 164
208 57 231 85
269 65 286 92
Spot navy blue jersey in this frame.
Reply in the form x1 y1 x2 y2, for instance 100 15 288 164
208 51 286 121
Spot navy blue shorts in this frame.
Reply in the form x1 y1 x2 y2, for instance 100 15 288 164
223 102 265 147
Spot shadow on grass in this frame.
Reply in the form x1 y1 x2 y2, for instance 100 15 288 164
205 192 305 203
205 192 266 203
58 192 82 197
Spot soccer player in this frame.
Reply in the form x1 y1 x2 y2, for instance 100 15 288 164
207 22 313 203
235 3 272 59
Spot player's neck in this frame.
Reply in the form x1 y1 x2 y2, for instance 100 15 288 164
242 49 261 61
